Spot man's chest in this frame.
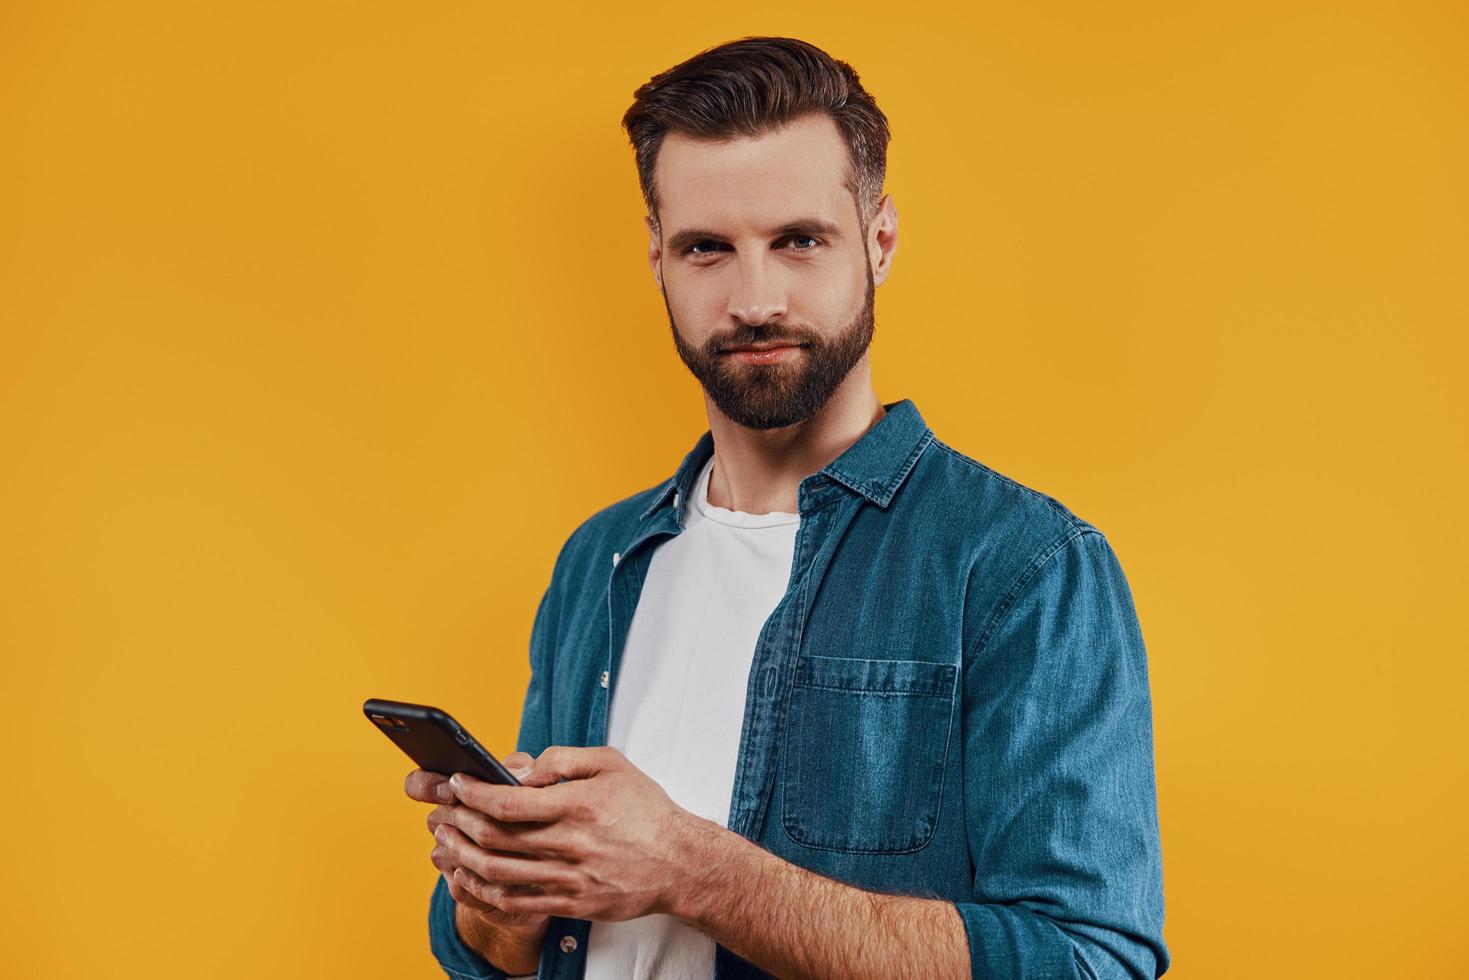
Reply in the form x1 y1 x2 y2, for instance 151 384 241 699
548 496 975 860
605 519 799 825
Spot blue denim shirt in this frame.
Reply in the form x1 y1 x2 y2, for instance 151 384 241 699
428 398 1169 979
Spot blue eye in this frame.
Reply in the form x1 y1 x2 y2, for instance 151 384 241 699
791 235 819 249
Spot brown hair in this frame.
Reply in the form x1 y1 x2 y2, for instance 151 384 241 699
621 36 891 236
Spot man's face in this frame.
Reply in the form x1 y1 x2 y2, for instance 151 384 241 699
648 112 880 430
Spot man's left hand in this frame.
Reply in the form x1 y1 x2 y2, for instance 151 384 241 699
435 746 718 923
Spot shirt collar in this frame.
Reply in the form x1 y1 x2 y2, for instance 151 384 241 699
638 398 933 522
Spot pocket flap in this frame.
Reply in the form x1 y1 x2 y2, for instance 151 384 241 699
794 655 957 697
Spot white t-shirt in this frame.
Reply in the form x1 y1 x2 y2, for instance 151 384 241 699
581 453 800 979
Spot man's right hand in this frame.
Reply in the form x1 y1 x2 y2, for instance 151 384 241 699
405 754 551 974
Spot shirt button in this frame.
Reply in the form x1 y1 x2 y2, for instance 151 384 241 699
599 670 609 689
673 491 680 511
611 551 621 567
560 934 578 953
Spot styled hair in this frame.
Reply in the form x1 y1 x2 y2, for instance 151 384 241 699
621 36 891 235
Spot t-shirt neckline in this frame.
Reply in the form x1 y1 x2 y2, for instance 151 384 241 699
690 455 801 529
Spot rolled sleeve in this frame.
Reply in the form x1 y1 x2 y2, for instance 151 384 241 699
956 528 1169 979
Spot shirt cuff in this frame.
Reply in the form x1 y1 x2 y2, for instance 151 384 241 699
953 900 1079 980
428 875 513 980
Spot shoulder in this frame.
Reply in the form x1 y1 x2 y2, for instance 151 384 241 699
911 435 1125 614
914 439 1139 660
917 435 1102 546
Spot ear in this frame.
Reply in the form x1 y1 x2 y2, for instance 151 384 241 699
645 214 663 289
867 194 899 287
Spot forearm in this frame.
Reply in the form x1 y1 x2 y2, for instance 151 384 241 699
669 818 969 980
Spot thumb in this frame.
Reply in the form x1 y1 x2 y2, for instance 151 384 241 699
522 745 625 784
503 751 565 788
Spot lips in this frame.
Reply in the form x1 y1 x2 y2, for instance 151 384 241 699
722 343 805 365
723 343 805 353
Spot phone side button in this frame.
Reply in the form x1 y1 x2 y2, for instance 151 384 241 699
454 731 470 745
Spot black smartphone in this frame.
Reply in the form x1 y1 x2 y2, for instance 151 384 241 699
363 697 523 786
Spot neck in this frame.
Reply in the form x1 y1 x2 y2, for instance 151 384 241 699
702 364 885 515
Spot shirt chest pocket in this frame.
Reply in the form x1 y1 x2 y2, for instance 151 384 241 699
779 654 959 854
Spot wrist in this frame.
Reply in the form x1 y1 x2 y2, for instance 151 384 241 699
453 902 541 975
664 814 745 927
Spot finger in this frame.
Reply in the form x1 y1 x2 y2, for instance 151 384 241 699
444 867 502 915
492 884 574 918
405 769 455 804
430 836 463 877
445 802 519 850
435 822 504 874
446 803 568 858
449 772 583 823
453 867 548 910
426 803 462 837
437 824 575 891
506 757 560 788
530 745 628 782
495 746 624 788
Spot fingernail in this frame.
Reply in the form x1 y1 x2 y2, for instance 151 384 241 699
449 773 463 791
509 765 531 778
435 783 454 802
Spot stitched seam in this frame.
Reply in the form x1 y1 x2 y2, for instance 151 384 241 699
966 527 1096 669
637 480 673 521
878 428 935 504
780 669 956 856
828 428 934 503
793 686 951 697
932 440 1088 530
803 655 949 668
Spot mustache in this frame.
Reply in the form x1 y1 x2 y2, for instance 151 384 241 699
710 325 818 352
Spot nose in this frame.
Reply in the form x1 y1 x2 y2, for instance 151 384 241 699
726 252 788 326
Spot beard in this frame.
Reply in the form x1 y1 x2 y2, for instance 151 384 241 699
663 261 876 431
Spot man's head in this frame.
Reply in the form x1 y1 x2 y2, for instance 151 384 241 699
621 37 898 430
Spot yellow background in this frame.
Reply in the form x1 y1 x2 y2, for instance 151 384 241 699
2 2 1465 976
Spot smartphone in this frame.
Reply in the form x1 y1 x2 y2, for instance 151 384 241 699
363 697 523 786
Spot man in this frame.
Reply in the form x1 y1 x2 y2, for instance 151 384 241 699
405 35 1168 980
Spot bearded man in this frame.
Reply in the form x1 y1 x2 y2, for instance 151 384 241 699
405 35 1169 980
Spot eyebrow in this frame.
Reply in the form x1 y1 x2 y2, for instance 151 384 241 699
665 219 843 256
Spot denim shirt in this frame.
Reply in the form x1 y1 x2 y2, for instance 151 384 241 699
428 398 1169 980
